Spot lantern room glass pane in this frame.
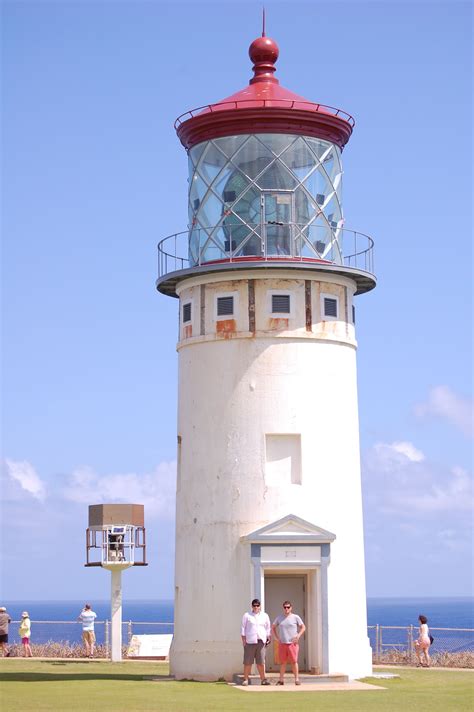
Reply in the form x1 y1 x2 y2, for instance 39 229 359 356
214 135 248 158
198 192 224 228
232 136 274 179
189 142 207 168
256 161 297 190
281 137 316 181
189 174 209 208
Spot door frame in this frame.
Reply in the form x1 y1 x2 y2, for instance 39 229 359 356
262 190 295 257
242 515 335 675
264 572 308 672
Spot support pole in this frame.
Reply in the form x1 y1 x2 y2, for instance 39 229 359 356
111 568 122 662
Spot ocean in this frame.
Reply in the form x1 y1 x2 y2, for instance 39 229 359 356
3 597 473 647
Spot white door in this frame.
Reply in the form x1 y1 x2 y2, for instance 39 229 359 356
264 574 307 672
264 192 293 256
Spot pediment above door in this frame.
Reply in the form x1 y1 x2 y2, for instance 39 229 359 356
241 514 336 544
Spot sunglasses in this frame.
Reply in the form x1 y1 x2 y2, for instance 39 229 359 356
283 605 291 609
252 604 261 607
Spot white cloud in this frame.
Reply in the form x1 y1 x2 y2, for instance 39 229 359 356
365 440 425 476
415 385 473 437
62 461 177 518
362 443 472 514
395 465 472 513
3 459 46 501
389 441 425 462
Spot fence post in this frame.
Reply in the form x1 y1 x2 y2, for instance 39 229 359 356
378 625 383 663
375 624 379 663
128 620 133 644
105 619 109 658
408 625 414 664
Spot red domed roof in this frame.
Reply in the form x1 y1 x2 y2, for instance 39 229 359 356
175 35 354 150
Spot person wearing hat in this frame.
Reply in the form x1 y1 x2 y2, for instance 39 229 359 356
19 612 32 657
0 607 11 657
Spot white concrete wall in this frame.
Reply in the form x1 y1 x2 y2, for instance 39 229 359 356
170 271 371 680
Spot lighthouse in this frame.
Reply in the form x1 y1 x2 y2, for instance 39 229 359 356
157 29 375 681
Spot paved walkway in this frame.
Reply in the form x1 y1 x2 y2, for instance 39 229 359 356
231 680 384 692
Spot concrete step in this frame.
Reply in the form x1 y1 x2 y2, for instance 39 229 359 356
233 672 349 685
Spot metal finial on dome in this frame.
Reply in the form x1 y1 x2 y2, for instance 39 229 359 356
248 33 279 85
262 6 266 37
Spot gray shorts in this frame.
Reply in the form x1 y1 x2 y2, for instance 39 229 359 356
243 640 266 666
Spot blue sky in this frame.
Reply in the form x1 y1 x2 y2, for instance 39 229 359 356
1 1 472 602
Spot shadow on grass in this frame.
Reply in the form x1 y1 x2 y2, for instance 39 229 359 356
0 672 175 683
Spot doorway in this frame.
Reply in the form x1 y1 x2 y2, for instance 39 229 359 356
264 574 307 672
263 192 293 256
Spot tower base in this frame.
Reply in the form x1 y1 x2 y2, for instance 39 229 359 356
170 639 243 682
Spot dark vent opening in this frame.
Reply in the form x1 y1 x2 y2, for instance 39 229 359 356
324 297 338 318
183 303 191 323
193 198 200 210
352 305 356 324
272 294 291 314
217 296 234 316
223 190 236 202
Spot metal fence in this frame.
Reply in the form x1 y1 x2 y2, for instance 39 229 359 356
9 620 174 648
9 620 474 664
368 625 474 664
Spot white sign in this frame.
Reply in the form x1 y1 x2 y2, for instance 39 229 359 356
128 634 173 658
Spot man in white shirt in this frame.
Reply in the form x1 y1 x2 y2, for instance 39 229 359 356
240 598 271 685
77 604 97 658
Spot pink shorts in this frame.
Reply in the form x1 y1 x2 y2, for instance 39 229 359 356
22 637 30 644
278 642 299 664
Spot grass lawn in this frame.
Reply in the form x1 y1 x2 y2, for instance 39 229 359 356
0 660 472 712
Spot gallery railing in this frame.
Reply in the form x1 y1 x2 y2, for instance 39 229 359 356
157 224 375 280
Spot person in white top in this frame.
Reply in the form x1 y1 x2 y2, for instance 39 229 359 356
77 604 97 658
414 614 431 667
240 598 271 685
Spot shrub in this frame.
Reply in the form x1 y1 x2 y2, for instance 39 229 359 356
8 642 128 659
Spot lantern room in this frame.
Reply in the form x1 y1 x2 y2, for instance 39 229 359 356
85 503 147 570
157 34 375 298
186 133 344 264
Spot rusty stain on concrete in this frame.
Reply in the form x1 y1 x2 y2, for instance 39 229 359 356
216 319 236 338
269 318 289 330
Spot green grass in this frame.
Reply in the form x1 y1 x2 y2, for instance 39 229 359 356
0 660 472 712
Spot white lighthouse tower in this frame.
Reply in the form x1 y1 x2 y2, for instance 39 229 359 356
157 30 375 681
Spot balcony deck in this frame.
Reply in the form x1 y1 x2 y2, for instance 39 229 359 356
156 225 376 297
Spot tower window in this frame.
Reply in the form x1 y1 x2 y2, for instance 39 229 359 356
352 305 356 324
182 303 191 323
323 297 338 318
272 294 290 314
265 434 302 486
217 296 234 316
